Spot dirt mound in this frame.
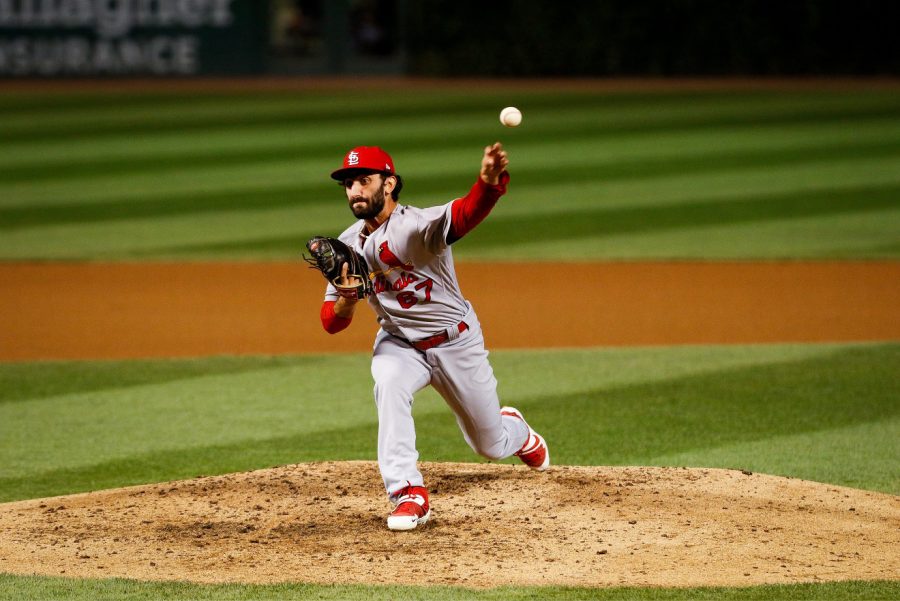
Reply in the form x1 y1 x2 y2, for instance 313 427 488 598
0 462 897 589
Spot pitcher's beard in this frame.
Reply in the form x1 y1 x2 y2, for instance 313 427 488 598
350 187 386 220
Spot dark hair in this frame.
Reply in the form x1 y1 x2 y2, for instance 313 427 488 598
386 173 403 200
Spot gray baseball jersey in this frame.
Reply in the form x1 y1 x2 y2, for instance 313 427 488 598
324 201 467 341
321 199 529 497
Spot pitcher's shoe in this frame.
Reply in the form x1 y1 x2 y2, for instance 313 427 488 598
387 485 431 531
501 406 550 471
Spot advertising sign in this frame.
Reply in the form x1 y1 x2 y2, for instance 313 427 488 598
0 0 268 76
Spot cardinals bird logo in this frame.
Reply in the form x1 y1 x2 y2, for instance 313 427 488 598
378 241 414 271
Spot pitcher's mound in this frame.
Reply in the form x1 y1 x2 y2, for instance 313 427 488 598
0 461 897 589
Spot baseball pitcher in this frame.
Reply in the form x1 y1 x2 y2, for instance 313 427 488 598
306 143 549 531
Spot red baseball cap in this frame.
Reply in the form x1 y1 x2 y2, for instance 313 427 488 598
331 146 396 181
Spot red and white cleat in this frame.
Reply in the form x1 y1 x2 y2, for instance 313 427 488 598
387 485 431 531
501 406 550 471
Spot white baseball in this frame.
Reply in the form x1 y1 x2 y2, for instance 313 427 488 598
500 106 522 128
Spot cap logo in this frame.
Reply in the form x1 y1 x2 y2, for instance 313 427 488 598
385 163 391 171
347 151 359 166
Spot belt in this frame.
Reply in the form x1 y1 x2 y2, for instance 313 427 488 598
411 321 469 352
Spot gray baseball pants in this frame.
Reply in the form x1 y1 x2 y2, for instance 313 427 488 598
370 310 529 499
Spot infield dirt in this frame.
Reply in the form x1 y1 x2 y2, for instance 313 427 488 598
2 261 899 361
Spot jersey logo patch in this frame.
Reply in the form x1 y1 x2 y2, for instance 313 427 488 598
378 241 414 272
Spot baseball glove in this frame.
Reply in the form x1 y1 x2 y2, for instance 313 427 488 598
304 236 372 300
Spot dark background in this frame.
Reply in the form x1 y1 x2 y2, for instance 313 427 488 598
3 0 898 77
404 0 900 76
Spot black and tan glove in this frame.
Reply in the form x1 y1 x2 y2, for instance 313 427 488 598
304 236 372 300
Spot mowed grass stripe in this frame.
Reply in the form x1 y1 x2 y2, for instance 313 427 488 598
0 357 375 480
467 181 900 247
1 343 896 503
497 154 900 216
4 141 899 231
2 90 898 203
3 110 900 189
0 157 329 208
0 354 336 405
0 87 864 116
647 416 900 494
0 88 889 125
1 574 898 601
0 88 591 124
4 144 896 217
0 91 486 140
2 163 897 260
2 91 897 172
0 420 376 503
0 90 338 113
0 203 345 259
1 87 897 260
2 89 899 162
414 343 900 492
3 95 899 177
152 181 900 258
0 184 316 230
0 345 810 478
6 113 900 212
490 209 900 261
2 88 898 147
2 160 897 260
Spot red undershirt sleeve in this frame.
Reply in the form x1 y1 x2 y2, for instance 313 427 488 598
320 300 352 334
447 171 510 244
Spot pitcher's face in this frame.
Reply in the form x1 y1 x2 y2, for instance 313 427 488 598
343 173 387 220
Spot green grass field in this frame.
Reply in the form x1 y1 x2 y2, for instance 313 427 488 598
2 343 898 503
1 574 898 601
2 83 899 600
1 85 899 260
1 343 898 599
